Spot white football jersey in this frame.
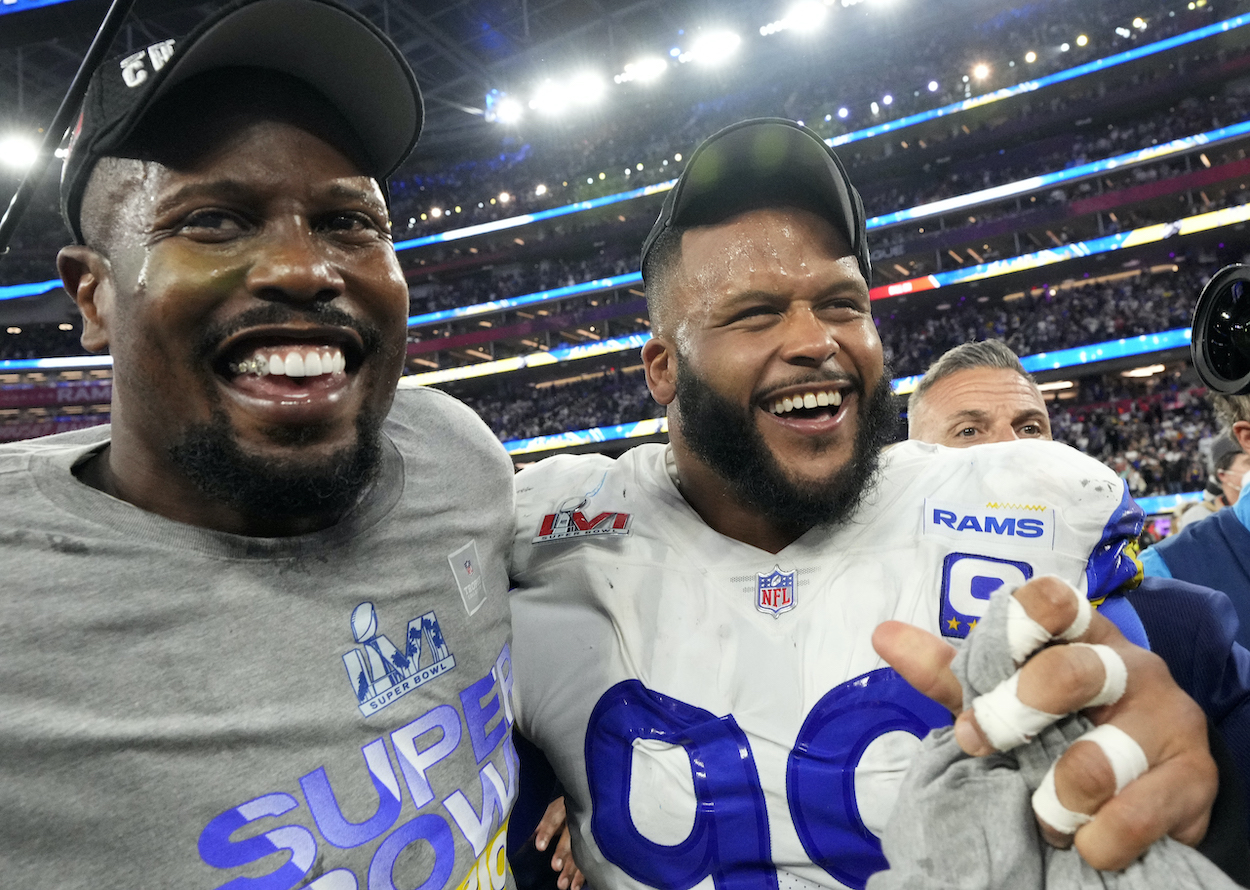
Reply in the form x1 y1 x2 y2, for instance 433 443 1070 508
510 439 1142 890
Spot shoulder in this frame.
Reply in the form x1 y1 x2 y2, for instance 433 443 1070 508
515 446 652 509
386 387 511 477
0 426 109 478
883 439 1129 512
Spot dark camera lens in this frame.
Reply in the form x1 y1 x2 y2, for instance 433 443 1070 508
1193 265 1250 394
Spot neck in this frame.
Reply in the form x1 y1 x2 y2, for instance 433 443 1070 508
667 435 806 554
81 430 347 538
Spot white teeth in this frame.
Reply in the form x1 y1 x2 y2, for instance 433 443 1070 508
230 346 347 379
768 389 846 416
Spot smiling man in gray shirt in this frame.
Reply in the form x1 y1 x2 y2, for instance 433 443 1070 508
0 2 517 887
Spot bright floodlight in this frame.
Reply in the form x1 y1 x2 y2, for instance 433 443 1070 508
786 1 827 31
498 192 511 204
882 94 893 106
528 80 567 115
616 57 668 84
870 101 879 115
1025 50 1037 62
1076 34 1088 46
535 184 548 196
972 63 989 79
569 72 606 104
0 135 37 171
683 30 741 64
928 80 939 91
1132 16 1147 29
837 107 849 118
495 97 523 124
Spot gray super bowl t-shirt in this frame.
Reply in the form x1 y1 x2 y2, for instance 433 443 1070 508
0 388 517 890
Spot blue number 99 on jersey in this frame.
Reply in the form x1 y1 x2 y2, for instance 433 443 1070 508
585 671 951 890
939 552 1032 639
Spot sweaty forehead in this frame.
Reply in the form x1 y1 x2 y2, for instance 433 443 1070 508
672 207 862 314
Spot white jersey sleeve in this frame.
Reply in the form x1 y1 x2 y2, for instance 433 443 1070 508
509 439 1142 890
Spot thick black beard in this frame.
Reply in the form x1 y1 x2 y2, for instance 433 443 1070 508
168 408 384 523
674 361 897 535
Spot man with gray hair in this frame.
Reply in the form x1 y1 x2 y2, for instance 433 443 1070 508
906 339 1250 862
907 339 1051 446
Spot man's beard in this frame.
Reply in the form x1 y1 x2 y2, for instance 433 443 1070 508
168 410 384 524
674 360 896 535
165 302 393 525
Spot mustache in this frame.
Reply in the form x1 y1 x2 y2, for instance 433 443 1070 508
193 303 387 362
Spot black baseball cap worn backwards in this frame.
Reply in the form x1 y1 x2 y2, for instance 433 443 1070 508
60 0 423 244
640 118 872 286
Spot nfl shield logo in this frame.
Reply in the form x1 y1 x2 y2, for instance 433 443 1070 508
756 565 796 618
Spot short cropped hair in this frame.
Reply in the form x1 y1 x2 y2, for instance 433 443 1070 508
908 339 1037 417
640 223 686 335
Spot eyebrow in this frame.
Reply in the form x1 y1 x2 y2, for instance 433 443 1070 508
154 178 383 218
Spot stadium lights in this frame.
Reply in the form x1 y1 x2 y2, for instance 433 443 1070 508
1116 26 1132 37
761 1 827 35
1076 34 1089 46
498 192 511 204
973 63 990 79
674 153 682 161
680 30 741 64
870 101 880 115
430 207 443 218
614 57 668 84
928 80 939 91
1025 50 1037 62
494 97 523 124
1060 42 1070 51
528 73 605 115
882 94 893 106
0 134 37 171
1133 16 1148 29
837 107 849 118
535 184 548 196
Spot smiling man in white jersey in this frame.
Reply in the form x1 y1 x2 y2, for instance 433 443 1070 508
508 119 1222 890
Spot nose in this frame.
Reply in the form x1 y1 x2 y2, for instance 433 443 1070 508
778 307 839 367
244 220 345 304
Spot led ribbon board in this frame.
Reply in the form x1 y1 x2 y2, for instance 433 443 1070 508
827 13 1250 148
0 0 79 14
9 117 1250 308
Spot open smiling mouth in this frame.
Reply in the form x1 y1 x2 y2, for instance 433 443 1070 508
214 330 366 402
763 385 854 424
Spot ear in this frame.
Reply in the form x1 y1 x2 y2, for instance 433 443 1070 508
1233 420 1250 456
642 336 677 406
57 245 114 353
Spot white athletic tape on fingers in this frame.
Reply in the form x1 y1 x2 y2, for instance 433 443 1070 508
972 672 1063 751
1079 723 1149 793
1007 594 1053 664
1069 643 1129 708
1032 763 1093 835
1057 590 1092 641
